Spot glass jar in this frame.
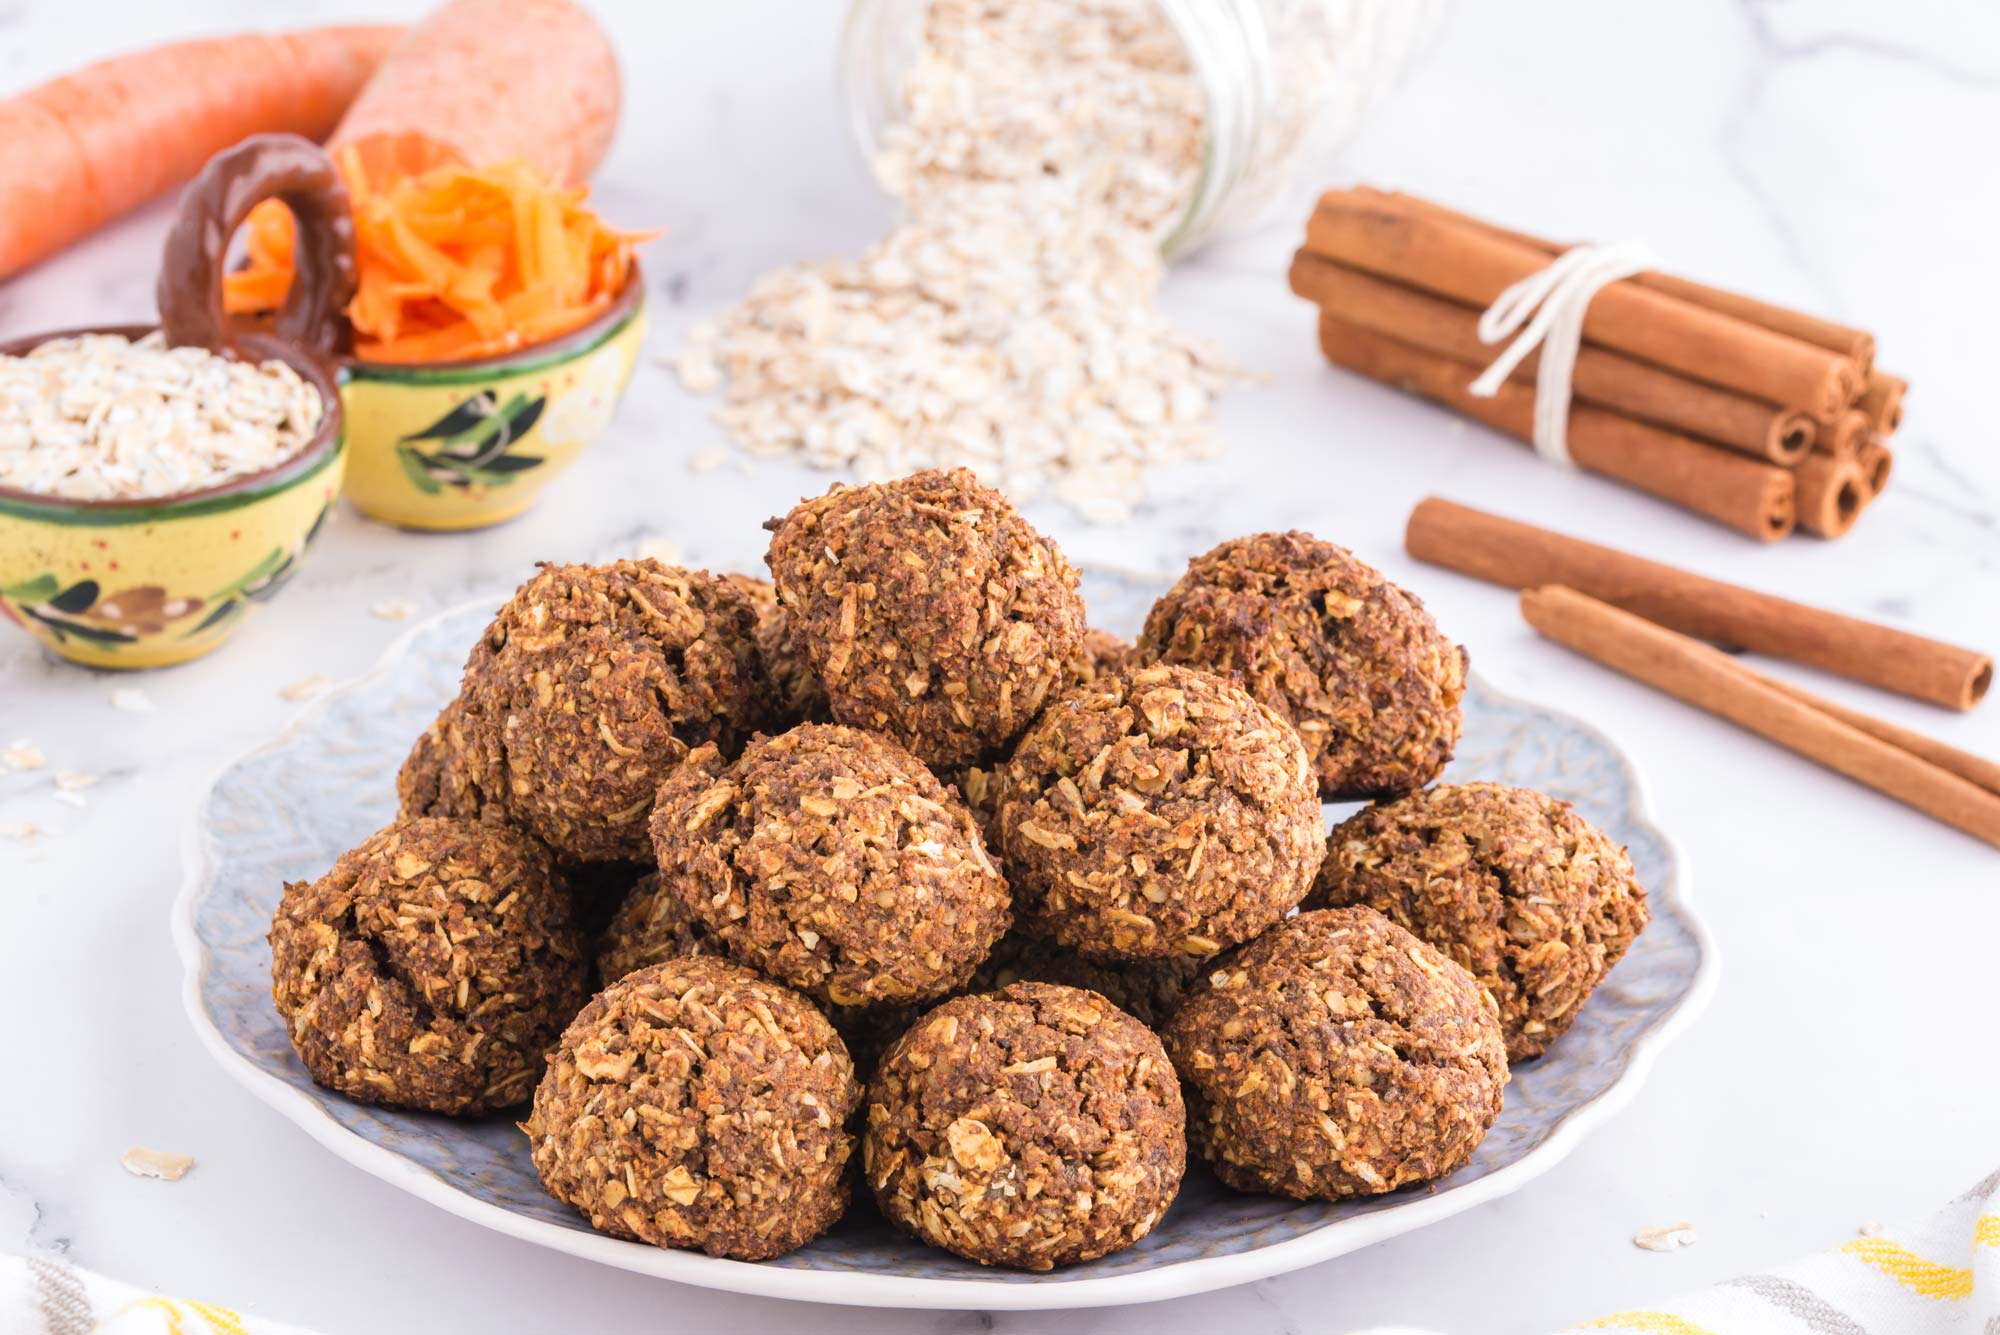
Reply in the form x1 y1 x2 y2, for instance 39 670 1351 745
840 0 1443 258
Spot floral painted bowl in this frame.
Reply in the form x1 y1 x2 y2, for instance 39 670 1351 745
0 326 344 669
0 137 355 669
338 271 646 531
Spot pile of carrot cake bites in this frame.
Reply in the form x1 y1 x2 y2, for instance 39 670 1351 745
267 468 1650 1270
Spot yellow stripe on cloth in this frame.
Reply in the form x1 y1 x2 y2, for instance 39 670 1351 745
108 1298 189 1335
1838 1236 1974 1300
1975 1214 2000 1249
186 1299 251 1335
1569 1313 1719 1335
100 1296 251 1335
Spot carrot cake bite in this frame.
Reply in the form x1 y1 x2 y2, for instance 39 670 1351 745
866 983 1185 1270
269 816 588 1116
526 957 860 1261
1163 908 1508 1200
993 662 1322 961
765 468 1086 770
397 559 770 862
1310 782 1650 1060
1139 531 1466 801
647 723 1010 1008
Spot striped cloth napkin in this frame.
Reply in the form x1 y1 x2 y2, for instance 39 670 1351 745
2 1252 312 1335
1353 1166 2000 1334
9 1169 1995 1332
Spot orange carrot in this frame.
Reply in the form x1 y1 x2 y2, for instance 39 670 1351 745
0 25 404 278
330 0 620 188
225 152 648 364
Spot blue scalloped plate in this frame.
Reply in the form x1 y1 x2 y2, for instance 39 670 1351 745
173 571 1716 1310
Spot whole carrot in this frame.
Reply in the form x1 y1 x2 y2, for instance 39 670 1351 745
0 25 404 279
329 0 621 187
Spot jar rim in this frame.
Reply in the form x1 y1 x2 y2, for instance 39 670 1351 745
835 0 1277 261
1152 0 1275 259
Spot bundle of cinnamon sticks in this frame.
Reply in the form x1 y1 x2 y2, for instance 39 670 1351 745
1292 188 1907 542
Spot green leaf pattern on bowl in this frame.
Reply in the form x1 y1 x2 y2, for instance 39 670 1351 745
393 391 548 492
0 500 331 652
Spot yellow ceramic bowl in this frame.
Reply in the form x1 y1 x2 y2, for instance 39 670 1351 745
339 271 647 530
0 326 345 670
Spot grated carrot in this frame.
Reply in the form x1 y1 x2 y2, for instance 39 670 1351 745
224 148 649 364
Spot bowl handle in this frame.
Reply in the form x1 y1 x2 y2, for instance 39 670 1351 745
157 133 358 363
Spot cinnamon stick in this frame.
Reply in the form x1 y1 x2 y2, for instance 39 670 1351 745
1375 188 1877 374
1793 453 1869 539
1858 441 1894 497
1747 668 2000 798
1319 316 1797 541
1860 370 1908 437
1809 409 1869 459
1521 586 2000 849
1404 497 1993 711
1288 252 1815 465
1308 191 1861 416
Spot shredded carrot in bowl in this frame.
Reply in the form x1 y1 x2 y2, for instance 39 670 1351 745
225 148 650 365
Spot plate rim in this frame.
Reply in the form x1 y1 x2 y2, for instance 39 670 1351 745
171 595 1720 1312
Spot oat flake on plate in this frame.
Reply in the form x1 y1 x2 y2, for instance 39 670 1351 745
2 741 46 770
0 332 323 501
680 0 1251 523
120 1146 195 1181
1633 1222 1699 1252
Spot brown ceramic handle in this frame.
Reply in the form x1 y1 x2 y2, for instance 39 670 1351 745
157 133 358 361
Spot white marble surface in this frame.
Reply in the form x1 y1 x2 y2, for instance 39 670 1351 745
3 2 1997 1332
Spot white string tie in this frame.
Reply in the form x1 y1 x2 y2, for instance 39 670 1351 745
1467 240 1658 468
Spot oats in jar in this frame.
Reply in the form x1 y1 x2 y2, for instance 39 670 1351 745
678 0 1250 521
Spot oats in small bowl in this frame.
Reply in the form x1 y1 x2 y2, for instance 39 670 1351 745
0 325 344 669
0 136 352 669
